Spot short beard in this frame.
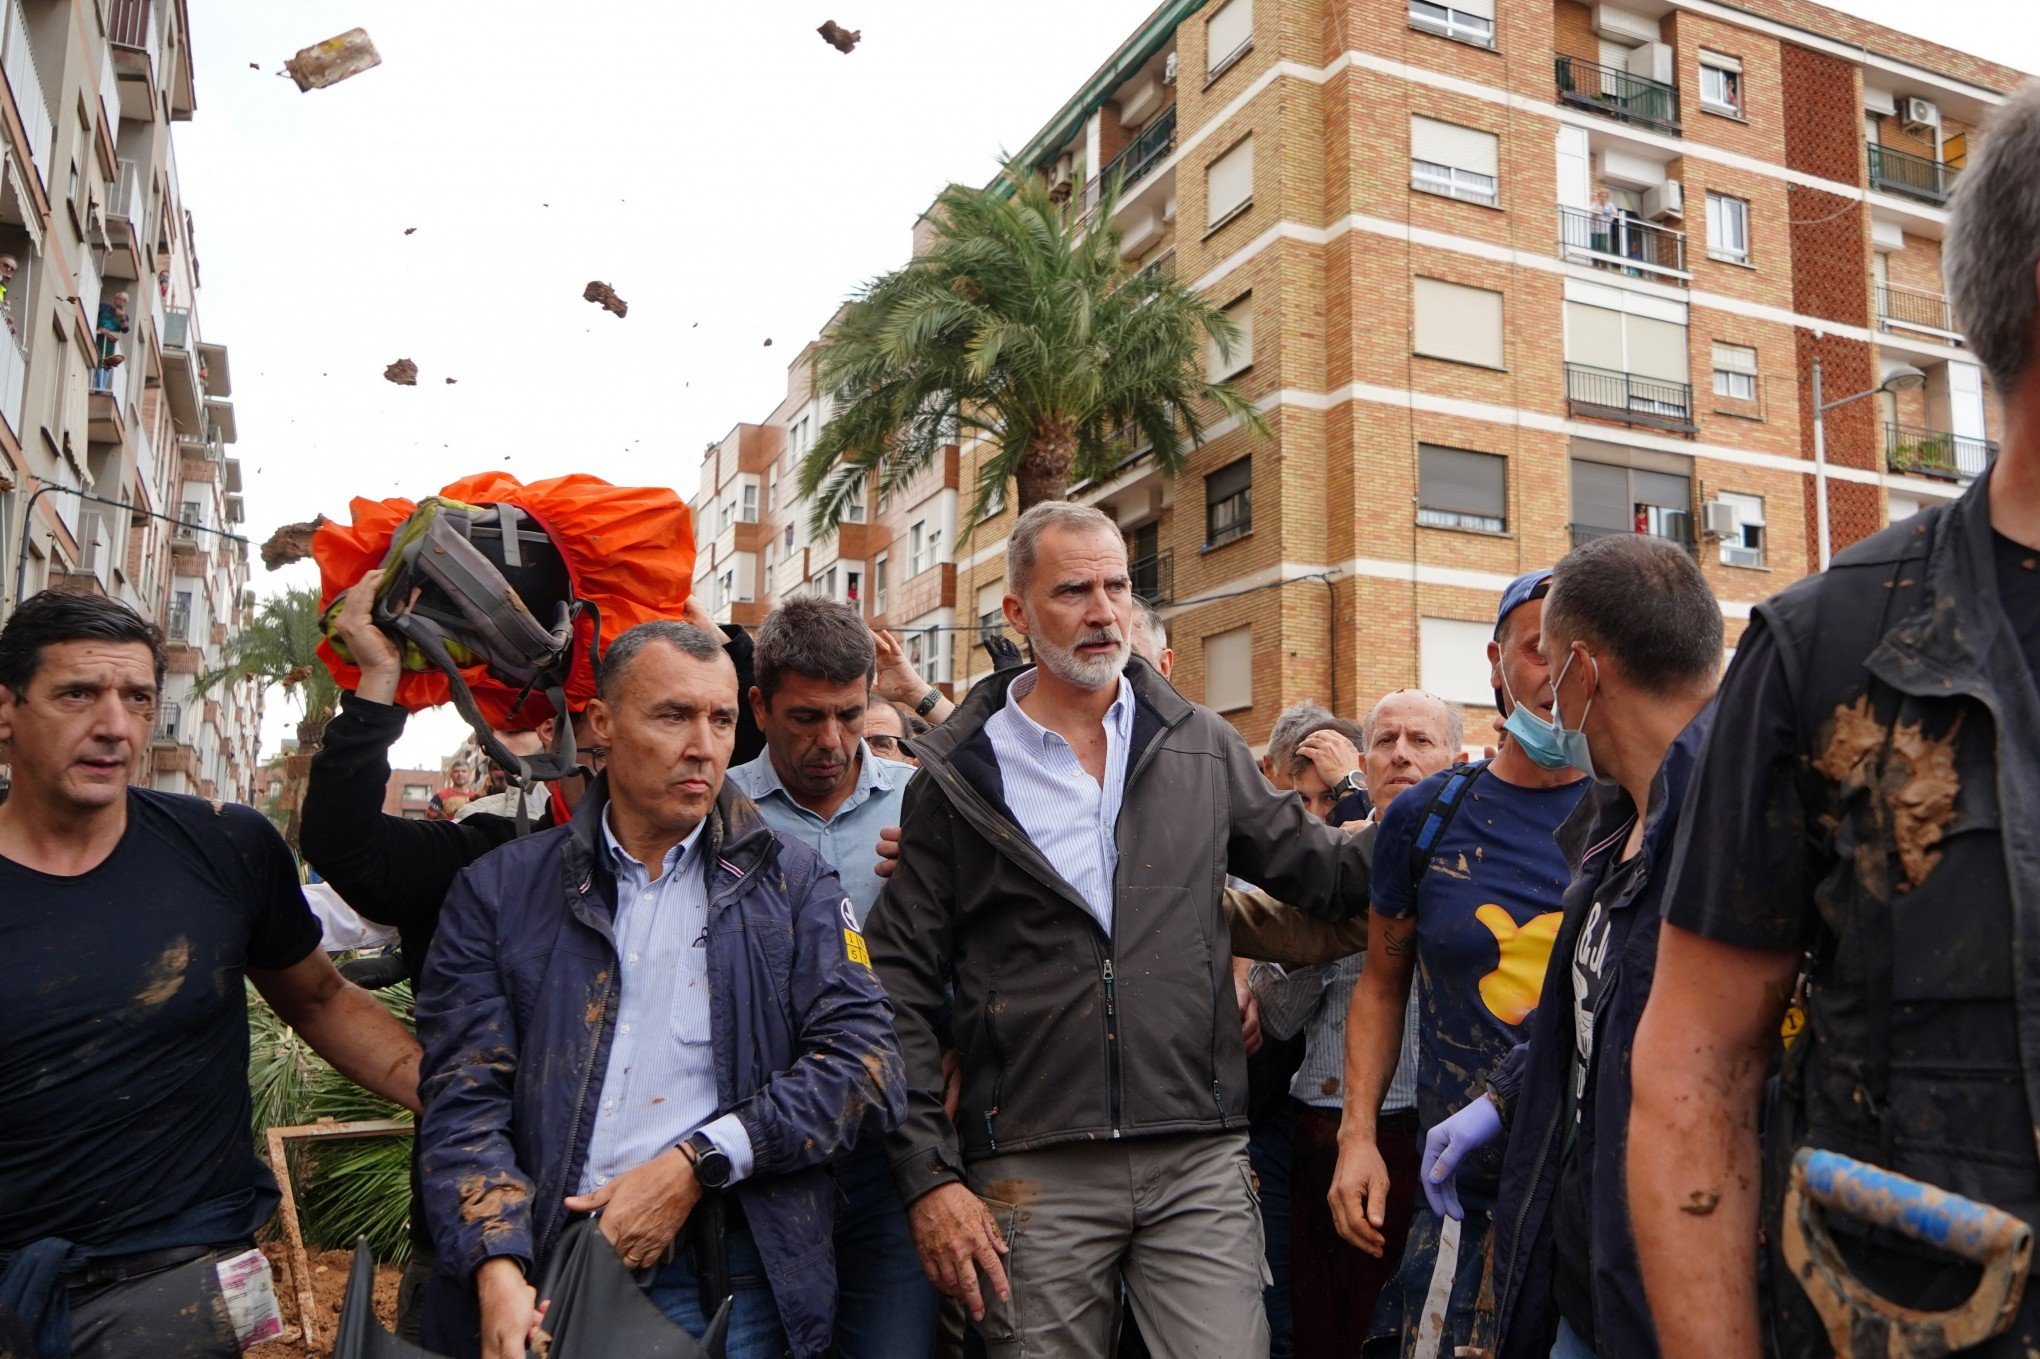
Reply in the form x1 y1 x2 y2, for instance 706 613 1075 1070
1030 623 1129 691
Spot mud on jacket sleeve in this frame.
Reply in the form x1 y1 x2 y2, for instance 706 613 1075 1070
414 863 533 1278
1220 723 1374 922
301 693 515 940
728 854 905 1177
863 773 964 1204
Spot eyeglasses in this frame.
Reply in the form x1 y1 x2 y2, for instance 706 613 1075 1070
867 735 905 756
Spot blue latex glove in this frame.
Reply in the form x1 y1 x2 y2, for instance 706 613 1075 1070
1421 1095 1503 1220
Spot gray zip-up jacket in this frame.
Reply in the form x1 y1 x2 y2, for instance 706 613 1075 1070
866 656 1374 1204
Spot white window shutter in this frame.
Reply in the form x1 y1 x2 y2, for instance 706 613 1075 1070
1415 278 1504 368
1207 136 1254 225
1412 116 1499 177
1455 0 1496 18
1207 0 1253 71
1203 626 1253 712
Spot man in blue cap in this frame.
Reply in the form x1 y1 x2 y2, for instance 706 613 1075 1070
1326 568 1588 1358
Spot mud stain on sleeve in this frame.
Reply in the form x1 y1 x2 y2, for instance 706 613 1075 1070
136 937 192 1007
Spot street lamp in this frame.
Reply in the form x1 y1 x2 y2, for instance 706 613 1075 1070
1811 357 1926 570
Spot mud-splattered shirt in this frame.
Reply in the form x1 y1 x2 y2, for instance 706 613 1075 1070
1372 766 1583 1203
0 791 320 1248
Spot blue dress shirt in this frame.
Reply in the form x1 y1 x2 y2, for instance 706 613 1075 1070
983 669 1135 936
578 809 753 1194
725 743 911 928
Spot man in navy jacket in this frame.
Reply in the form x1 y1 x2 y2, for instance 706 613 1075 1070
416 621 904 1359
1419 533 1722 1359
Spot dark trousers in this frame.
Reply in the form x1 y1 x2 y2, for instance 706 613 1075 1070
67 1249 243 1359
1291 1106 1420 1359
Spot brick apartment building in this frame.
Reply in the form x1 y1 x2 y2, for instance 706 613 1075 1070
0 0 260 800
690 0 2021 746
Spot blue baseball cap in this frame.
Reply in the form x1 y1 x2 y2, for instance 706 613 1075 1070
1494 568 1553 637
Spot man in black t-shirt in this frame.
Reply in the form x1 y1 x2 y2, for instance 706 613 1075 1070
1629 83 2040 1359
0 592 421 1359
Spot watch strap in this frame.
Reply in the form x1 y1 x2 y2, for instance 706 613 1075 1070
914 687 942 717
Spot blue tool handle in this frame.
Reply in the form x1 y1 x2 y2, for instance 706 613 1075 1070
1798 1149 2029 1265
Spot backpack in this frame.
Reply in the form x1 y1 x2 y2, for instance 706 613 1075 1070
1408 759 1488 887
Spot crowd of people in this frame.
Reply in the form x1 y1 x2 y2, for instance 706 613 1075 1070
2 80 2039 1359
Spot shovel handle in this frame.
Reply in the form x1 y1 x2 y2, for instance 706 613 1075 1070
1798 1149 2030 1266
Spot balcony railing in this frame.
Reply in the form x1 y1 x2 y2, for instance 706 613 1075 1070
165 600 191 640
1873 280 1958 338
1085 105 1177 210
1564 362 1696 432
161 305 192 349
108 0 154 52
1555 54 1680 134
109 158 141 220
1130 547 1175 604
1886 422 1995 481
1867 142 1958 205
1558 205 1686 277
0 317 24 439
1570 519 1697 554
2 0 53 176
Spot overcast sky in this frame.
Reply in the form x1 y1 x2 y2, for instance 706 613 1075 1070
177 0 2029 770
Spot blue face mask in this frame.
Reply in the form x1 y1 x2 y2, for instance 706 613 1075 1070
1500 651 1597 775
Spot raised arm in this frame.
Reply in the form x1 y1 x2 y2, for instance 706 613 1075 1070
1628 924 1798 1359
1220 725 1372 921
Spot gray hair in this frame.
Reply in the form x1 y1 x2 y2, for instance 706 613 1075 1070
1544 534 1722 694
1267 701 1335 767
752 595 876 703
1946 80 2040 393
1130 597 1169 657
1006 501 1124 597
598 621 727 702
1361 689 1464 751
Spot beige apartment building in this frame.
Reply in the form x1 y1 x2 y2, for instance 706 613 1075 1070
691 0 2021 746
0 0 259 801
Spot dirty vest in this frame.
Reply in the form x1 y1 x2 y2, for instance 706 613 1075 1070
1759 477 2040 1357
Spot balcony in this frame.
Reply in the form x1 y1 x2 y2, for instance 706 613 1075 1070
1886 422 1995 481
107 0 165 120
1873 280 1960 343
1 0 52 181
1868 142 1958 206
102 159 144 279
1564 361 1696 433
158 305 203 433
0 318 23 440
165 597 192 641
1085 105 1177 212
1558 206 1687 280
1130 547 1174 604
1555 55 1680 135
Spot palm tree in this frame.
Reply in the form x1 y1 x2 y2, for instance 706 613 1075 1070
798 169 1267 535
196 584 340 841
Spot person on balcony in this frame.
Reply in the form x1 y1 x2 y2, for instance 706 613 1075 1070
93 292 129 392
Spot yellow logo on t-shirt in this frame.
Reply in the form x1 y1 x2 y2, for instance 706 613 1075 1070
1475 904 1564 1026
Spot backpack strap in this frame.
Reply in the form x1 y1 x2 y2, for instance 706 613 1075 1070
1409 759 1489 890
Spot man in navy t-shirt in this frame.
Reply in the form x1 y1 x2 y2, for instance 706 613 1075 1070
1328 569 1586 1359
0 592 421 1359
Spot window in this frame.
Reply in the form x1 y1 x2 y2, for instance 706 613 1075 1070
985 480 1006 518
1564 297 1689 391
716 569 733 611
978 582 1006 640
1418 617 1498 707
718 500 734 533
873 553 888 613
1699 53 1743 115
846 570 861 604
844 480 866 524
1203 626 1253 712
1712 342 1758 400
1716 491 1766 567
908 521 928 575
1408 0 1494 46
1418 445 1508 533
1209 293 1253 379
1205 458 1252 547
766 466 777 512
763 542 775 581
1410 117 1500 206
1706 192 1750 264
1570 459 1693 547
403 783 430 801
820 567 837 599
739 481 758 524
787 415 810 460
1206 0 1253 77
1413 278 1505 368
783 523 794 552
1207 136 1254 230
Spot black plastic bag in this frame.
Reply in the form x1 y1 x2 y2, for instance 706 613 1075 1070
530 1218 729 1359
333 1241 442 1359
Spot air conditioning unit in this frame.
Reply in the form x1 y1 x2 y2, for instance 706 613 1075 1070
1049 152 1076 195
1642 178 1684 221
1163 51 1179 84
1902 97 1942 135
1702 499 1742 539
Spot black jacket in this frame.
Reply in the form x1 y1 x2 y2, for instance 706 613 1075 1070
866 657 1375 1204
299 625 764 985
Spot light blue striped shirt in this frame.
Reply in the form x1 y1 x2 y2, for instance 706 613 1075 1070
984 669 1136 936
725 743 910 928
1250 957 1421 1113
577 810 753 1194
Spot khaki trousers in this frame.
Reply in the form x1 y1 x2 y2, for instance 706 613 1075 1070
966 1131 1270 1359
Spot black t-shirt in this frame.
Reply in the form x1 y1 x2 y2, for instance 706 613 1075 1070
1551 840 1647 1346
1666 534 2040 953
0 791 321 1248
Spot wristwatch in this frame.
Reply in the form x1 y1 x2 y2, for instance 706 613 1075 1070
913 687 943 718
1336 771 1366 799
684 1131 732 1189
